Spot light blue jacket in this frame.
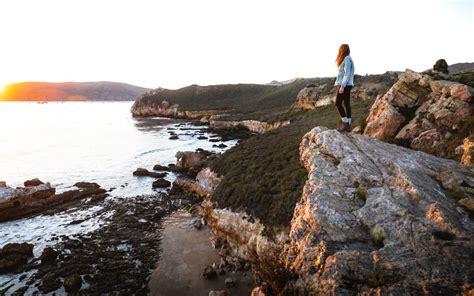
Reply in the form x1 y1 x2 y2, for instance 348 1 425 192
335 55 355 87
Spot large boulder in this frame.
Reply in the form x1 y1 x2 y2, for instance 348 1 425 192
0 243 34 274
289 126 474 294
175 149 217 177
131 95 179 117
133 168 167 178
24 178 44 187
291 84 377 112
0 183 106 223
290 85 335 111
364 69 473 159
0 243 34 258
64 273 82 292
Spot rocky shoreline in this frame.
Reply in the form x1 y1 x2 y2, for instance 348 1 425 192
0 122 255 295
0 192 190 295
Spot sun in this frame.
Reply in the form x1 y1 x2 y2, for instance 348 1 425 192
0 83 8 101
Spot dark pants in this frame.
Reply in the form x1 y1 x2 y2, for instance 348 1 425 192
335 86 352 118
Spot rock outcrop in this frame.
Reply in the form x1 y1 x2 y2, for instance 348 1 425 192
175 149 218 177
364 69 473 160
131 99 179 117
0 243 34 274
131 89 223 118
0 181 107 222
290 85 335 111
173 168 223 198
210 119 290 134
291 84 381 112
289 126 474 294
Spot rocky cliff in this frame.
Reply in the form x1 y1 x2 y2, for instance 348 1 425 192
131 94 289 134
209 119 290 134
289 126 473 294
364 69 473 164
184 127 474 294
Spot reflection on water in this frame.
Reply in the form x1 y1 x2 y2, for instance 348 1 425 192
0 102 237 197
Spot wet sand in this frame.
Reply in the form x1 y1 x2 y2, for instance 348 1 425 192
148 211 254 296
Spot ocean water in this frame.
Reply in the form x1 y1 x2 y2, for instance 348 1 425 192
0 101 235 195
0 101 237 290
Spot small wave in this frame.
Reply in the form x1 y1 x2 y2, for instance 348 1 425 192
135 148 167 157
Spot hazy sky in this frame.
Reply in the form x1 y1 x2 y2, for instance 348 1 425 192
0 0 472 89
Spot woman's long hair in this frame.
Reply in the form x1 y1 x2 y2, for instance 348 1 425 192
336 44 350 67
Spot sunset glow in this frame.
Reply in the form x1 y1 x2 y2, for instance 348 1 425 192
0 0 472 89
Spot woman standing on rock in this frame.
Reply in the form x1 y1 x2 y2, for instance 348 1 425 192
334 44 355 132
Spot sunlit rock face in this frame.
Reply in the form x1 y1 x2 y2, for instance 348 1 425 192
209 119 290 134
364 69 473 160
131 98 179 117
290 127 474 294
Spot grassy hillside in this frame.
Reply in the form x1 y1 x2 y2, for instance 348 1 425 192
136 73 395 122
210 98 376 227
0 81 149 101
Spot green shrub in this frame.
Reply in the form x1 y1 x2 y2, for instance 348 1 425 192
433 59 449 74
355 187 368 201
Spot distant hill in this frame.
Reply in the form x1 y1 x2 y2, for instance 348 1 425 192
448 62 474 74
0 81 150 101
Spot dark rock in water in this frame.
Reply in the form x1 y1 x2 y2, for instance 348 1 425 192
209 290 226 296
24 178 44 187
217 143 228 148
69 219 85 225
31 187 56 199
0 184 106 223
39 247 58 264
202 265 217 279
0 243 34 258
12 286 29 295
64 273 82 292
152 179 171 188
209 138 220 142
153 164 171 171
133 168 167 178
89 193 108 203
74 182 100 189
0 254 28 274
38 277 61 293
225 277 235 288
197 136 208 140
169 135 179 140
